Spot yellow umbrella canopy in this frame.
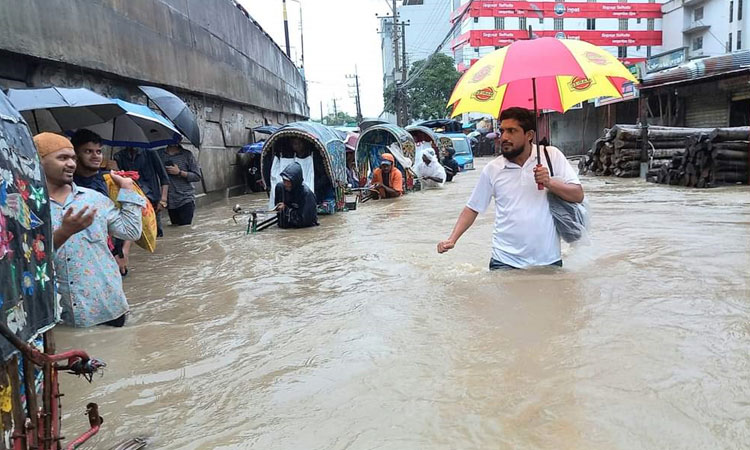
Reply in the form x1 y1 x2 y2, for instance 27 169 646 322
448 38 638 117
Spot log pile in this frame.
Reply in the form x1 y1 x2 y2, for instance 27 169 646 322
651 127 749 187
578 125 710 178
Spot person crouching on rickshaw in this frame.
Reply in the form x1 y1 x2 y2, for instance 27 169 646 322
273 162 318 228
369 154 402 199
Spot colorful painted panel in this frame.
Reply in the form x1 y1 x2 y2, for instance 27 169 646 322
0 92 58 360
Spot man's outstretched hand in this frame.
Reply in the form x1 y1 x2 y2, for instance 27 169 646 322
437 239 455 254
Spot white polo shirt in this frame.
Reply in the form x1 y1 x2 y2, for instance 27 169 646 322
466 145 581 268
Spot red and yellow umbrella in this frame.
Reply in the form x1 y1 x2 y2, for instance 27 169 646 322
447 37 638 117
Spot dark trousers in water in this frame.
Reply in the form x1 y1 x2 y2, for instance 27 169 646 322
489 258 563 271
102 313 127 327
168 202 195 226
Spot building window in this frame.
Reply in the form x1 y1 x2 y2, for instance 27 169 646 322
637 18 642 24
619 18 628 31
693 36 703 51
519 17 527 31
729 32 733 52
740 0 744 20
587 18 596 30
495 17 505 30
539 17 544 24
618 46 628 58
730 1 734 23
739 30 743 50
473 17 479 23
554 18 563 30
647 18 654 31
694 7 704 21
647 46 652 57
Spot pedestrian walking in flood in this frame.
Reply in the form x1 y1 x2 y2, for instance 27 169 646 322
437 107 584 270
71 129 132 276
71 129 109 197
158 143 201 226
113 146 170 236
35 132 144 327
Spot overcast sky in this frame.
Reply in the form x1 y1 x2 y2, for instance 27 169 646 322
239 0 392 119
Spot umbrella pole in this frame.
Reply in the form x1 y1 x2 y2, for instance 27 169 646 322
32 110 39 134
532 77 543 190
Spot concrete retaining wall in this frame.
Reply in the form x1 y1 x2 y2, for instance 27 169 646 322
0 0 309 203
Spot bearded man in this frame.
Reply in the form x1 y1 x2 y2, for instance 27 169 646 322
437 107 584 270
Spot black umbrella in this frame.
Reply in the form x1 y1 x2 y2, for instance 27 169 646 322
417 119 463 133
138 86 201 147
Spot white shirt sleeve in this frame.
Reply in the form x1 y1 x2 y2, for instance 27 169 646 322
549 146 581 185
466 166 494 213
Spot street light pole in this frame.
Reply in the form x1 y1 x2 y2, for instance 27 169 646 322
282 0 291 57
298 1 305 70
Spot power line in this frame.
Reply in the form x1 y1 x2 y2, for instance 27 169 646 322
379 0 476 117
407 0 452 58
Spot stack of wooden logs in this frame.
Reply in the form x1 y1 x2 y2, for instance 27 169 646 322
578 125 709 178
650 127 749 187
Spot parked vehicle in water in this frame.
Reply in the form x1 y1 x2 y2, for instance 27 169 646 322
355 123 416 192
261 121 348 215
441 133 475 170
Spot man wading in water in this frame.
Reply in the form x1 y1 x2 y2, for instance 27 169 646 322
437 107 584 270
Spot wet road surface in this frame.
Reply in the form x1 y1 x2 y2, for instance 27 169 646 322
57 158 750 449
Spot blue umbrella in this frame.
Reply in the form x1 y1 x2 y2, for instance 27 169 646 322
6 87 126 132
239 141 264 154
69 99 182 148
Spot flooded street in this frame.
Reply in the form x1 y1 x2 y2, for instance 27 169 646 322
56 157 750 449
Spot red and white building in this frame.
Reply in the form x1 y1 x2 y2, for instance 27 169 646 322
450 1 666 72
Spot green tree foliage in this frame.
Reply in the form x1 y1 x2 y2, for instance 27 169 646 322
320 111 357 126
383 53 461 120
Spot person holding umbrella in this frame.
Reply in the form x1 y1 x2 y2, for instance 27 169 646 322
438 37 638 268
437 107 583 270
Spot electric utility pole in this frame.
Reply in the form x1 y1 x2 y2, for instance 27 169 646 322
346 67 363 123
399 20 410 124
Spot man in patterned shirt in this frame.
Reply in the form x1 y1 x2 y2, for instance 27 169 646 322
34 132 145 327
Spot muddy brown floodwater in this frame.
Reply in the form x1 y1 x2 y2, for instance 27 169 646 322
56 157 750 449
